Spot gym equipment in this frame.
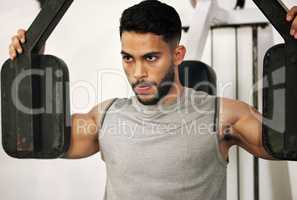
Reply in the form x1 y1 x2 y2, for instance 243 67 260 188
1 0 297 162
37 0 47 8
252 0 297 161
1 0 73 158
185 0 267 61
1 0 218 159
234 0 245 10
211 18 271 200
179 61 217 95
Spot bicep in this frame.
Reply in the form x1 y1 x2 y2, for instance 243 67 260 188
221 98 274 160
64 99 115 159
65 113 100 159
233 114 273 159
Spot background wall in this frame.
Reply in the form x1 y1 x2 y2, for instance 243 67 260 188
0 0 297 200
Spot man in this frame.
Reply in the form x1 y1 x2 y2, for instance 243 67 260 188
8 0 297 199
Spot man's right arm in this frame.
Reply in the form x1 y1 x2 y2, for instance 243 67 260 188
64 111 100 159
64 99 114 159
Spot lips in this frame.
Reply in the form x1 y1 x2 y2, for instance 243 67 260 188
134 84 153 95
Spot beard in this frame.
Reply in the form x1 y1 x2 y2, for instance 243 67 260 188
132 64 175 105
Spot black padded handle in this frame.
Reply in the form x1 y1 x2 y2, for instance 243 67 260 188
10 0 73 152
252 0 291 41
254 0 297 160
24 0 73 54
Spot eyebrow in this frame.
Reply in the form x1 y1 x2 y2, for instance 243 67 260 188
120 50 132 57
120 51 161 58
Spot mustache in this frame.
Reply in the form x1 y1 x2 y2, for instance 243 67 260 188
132 80 157 89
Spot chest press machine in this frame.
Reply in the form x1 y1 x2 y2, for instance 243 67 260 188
1 0 297 163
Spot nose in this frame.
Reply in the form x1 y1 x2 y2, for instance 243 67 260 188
133 62 147 80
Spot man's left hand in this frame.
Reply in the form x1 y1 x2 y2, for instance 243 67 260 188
287 6 297 38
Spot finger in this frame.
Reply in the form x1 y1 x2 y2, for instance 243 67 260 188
11 36 23 54
17 29 26 43
9 44 17 60
290 16 297 37
293 18 297 39
287 6 297 21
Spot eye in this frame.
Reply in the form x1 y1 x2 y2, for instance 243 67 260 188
122 55 134 63
145 55 158 62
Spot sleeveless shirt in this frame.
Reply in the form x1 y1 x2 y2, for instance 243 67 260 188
99 87 227 200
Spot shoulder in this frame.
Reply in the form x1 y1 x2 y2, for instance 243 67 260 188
89 98 117 115
87 97 133 122
87 98 118 127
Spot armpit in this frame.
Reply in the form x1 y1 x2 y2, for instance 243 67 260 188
220 124 240 144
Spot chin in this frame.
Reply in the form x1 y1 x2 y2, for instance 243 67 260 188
136 95 159 105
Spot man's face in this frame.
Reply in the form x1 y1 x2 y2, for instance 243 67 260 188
121 32 176 105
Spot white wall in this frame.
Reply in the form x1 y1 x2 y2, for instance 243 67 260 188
1 0 297 200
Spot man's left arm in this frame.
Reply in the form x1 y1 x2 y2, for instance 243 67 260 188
220 98 274 160
218 6 297 161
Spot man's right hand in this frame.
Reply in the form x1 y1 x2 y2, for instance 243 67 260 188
9 29 26 60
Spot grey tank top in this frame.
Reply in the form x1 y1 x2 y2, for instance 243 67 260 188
99 87 227 200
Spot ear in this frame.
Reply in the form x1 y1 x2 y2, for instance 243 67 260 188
173 45 186 66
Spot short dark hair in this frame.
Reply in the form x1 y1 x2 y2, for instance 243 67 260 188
119 0 182 45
